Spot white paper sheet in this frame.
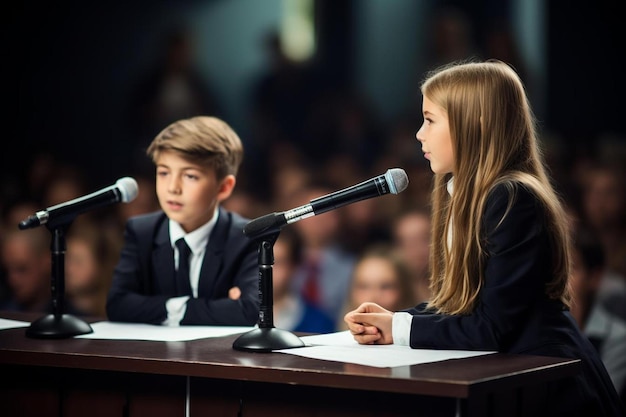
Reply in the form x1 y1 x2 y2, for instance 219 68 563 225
0 318 30 330
74 321 255 341
276 330 496 368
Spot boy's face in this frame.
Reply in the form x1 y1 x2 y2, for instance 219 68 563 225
154 150 235 233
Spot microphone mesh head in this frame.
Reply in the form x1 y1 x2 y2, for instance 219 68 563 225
117 177 139 203
385 168 409 194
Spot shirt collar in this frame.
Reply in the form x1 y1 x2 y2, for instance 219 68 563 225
446 176 454 196
169 207 219 254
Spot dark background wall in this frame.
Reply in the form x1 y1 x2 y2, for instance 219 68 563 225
546 1 625 139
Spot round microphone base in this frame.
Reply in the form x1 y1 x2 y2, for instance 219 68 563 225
25 313 93 339
232 327 305 352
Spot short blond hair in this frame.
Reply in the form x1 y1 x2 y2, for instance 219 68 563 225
146 116 243 179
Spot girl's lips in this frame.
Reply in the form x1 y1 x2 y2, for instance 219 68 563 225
423 152 431 160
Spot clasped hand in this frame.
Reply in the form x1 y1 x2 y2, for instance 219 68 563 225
343 302 394 345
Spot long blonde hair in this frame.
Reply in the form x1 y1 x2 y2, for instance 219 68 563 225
423 60 571 315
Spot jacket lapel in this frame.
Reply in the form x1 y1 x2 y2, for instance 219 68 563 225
152 219 177 295
197 208 228 297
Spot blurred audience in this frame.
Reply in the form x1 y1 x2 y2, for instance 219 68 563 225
249 30 326 170
287 180 356 323
325 157 392 256
569 226 626 402
424 4 480 70
0 201 41 302
337 243 414 331
65 219 120 318
2 200 40 234
124 27 222 176
300 89 384 172
221 187 270 221
267 148 314 211
578 162 626 281
0 228 52 313
116 174 160 223
41 164 88 208
0 160 153 317
272 228 335 334
391 207 432 303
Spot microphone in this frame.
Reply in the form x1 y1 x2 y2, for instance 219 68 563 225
244 168 409 239
18 177 139 230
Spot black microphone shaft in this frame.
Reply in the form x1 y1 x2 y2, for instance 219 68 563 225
309 174 389 215
244 168 408 239
18 177 138 230
19 188 122 230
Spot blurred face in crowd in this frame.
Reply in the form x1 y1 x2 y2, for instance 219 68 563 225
350 256 402 311
118 176 160 221
291 187 341 249
65 234 107 316
393 212 431 277
272 237 296 299
1 231 51 310
582 168 625 230
568 247 602 328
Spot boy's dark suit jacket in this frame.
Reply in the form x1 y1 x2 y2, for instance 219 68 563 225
403 183 625 417
106 207 260 326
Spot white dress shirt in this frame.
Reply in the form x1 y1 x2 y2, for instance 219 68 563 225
162 208 219 326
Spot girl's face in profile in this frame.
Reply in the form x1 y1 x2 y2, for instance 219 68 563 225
416 96 454 174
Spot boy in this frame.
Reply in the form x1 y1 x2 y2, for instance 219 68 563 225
106 116 259 326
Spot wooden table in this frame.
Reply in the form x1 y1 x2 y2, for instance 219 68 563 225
0 311 580 417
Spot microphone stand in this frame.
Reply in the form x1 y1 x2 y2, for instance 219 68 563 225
232 231 305 352
25 219 93 339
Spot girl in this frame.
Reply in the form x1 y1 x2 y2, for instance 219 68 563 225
344 60 624 416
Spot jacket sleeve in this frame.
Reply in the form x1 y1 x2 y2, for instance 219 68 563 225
106 214 170 324
181 213 260 326
404 183 552 351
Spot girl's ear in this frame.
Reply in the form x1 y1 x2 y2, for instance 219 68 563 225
216 174 236 202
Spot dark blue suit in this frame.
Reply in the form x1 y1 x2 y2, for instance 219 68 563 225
403 183 624 416
106 208 260 326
